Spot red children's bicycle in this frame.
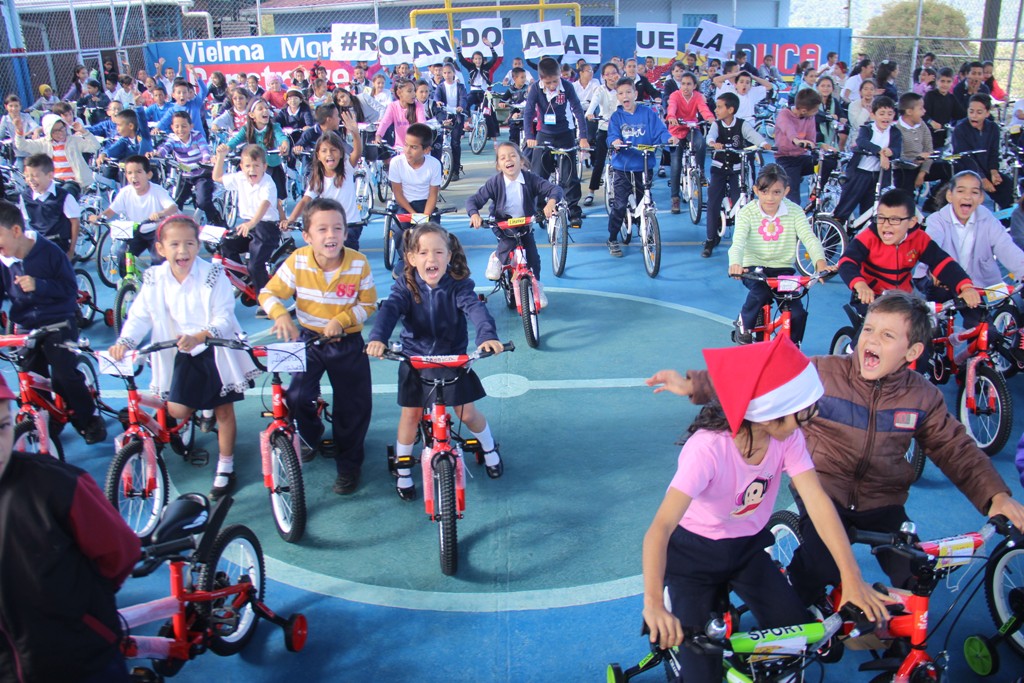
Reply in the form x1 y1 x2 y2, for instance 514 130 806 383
379 341 514 575
730 269 835 344
485 217 542 348
198 224 298 307
0 321 100 461
119 493 306 680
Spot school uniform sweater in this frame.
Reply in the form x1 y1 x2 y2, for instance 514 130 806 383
895 118 933 172
0 236 78 329
259 246 377 333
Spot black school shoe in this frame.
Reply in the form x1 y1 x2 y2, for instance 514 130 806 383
333 471 360 495
80 415 107 445
484 447 503 479
210 472 236 500
396 482 417 501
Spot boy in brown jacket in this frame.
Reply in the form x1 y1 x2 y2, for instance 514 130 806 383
646 290 1024 603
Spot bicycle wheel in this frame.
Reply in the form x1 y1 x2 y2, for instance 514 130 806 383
104 438 169 538
114 278 139 336
74 218 99 262
223 190 238 229
74 268 97 328
990 303 1023 377
642 210 661 278
354 173 373 222
830 326 856 356
197 524 265 655
269 432 306 543
604 167 614 214
687 167 703 224
620 201 633 244
519 276 540 348
905 439 926 483
440 149 453 190
766 509 802 571
383 214 398 271
13 418 64 462
434 455 459 575
376 163 392 203
551 207 568 278
796 216 847 276
984 539 1024 658
502 271 515 310
957 364 1013 455
95 228 122 289
76 355 100 402
470 119 487 155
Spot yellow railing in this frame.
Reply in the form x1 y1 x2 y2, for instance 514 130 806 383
410 0 582 42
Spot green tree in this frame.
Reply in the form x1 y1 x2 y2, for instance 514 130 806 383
858 0 972 82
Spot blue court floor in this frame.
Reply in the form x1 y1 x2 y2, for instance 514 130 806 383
32 151 1024 682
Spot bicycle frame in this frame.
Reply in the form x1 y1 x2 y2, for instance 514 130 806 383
929 300 996 412
493 218 540 315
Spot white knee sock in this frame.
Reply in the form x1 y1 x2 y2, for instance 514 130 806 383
214 454 233 487
396 442 414 488
471 423 499 465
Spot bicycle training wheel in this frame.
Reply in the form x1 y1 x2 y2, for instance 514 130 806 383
197 524 266 655
796 216 847 277
830 326 856 356
957 364 1012 456
519 276 540 348
74 268 97 328
620 201 633 245
383 214 399 271
269 432 306 543
470 119 487 155
114 279 139 336
984 539 1024 658
440 149 453 190
502 272 516 310
990 303 1023 377
105 438 169 538
354 173 373 222
95 228 121 289
687 167 703 224
14 418 64 462
433 455 459 575
642 210 661 278
551 207 568 278
766 509 802 571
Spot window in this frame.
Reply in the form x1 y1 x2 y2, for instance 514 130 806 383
681 13 718 27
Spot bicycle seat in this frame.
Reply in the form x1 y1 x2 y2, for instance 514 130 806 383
149 493 210 544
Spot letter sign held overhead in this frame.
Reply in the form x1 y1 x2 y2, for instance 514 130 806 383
561 27 602 62
521 20 564 60
460 18 504 58
330 23 379 61
686 21 742 59
635 23 677 59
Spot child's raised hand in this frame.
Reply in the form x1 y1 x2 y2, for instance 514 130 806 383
642 605 684 649
107 343 127 361
469 214 482 228
478 340 504 356
271 314 299 342
216 143 229 156
645 369 692 397
365 340 386 358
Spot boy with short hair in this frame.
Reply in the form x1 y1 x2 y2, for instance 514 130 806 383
156 72 210 139
894 92 946 208
649 289 1024 608
524 57 590 229
85 100 123 139
952 94 1012 209
259 197 376 494
952 61 990 111
832 95 903 224
434 63 468 181
144 85 173 125
90 155 177 269
703 92 770 258
605 78 677 257
0 201 107 444
838 188 979 313
923 68 965 150
388 123 443 273
213 143 281 295
77 79 110 125
773 88 824 205
20 154 80 258
151 111 223 226
0 96 39 163
713 64 774 120
500 68 530 148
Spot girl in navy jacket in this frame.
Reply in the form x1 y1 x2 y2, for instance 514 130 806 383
367 224 506 500
466 142 562 299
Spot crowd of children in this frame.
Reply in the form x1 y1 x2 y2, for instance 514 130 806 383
2 44 1024 683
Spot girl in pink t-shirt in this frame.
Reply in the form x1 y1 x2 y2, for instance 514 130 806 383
641 336 889 682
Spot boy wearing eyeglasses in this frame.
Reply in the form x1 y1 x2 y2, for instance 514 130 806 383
837 188 980 315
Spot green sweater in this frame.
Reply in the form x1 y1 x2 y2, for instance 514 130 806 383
728 199 826 268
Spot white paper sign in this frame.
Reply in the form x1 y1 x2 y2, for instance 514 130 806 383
521 20 564 60
199 224 227 244
378 29 418 66
460 19 504 59
561 27 602 63
330 23 380 62
685 21 742 60
410 31 456 69
266 343 307 373
635 23 677 59
110 220 137 240
97 350 137 377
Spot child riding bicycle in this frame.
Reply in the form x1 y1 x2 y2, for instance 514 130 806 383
466 142 562 309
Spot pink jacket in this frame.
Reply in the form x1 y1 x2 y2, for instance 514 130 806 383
377 100 427 149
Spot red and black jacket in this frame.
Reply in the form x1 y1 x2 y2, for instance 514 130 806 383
0 452 140 682
838 222 972 296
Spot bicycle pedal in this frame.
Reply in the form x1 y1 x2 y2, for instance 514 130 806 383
188 448 209 467
319 438 336 459
209 607 239 637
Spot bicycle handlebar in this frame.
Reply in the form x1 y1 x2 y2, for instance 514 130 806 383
734 269 837 286
0 321 69 349
379 341 516 368
532 143 579 154
204 334 344 373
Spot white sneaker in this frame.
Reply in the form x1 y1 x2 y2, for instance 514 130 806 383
485 251 502 281
537 281 548 309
